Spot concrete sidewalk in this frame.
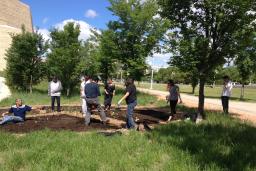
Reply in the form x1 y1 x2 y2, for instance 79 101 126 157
137 87 256 118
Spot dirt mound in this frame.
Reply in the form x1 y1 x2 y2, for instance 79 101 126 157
0 108 184 134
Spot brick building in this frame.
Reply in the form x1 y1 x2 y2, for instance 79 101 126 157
0 0 33 71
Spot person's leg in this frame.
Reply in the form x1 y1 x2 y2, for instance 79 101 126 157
81 98 87 115
168 100 176 121
225 97 229 114
173 100 178 114
10 116 24 123
51 96 55 112
94 98 107 122
85 101 91 125
222 96 229 114
126 101 137 129
57 96 61 112
221 96 226 113
0 116 23 125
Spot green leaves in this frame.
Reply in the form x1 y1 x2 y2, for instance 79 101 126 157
5 28 47 92
106 0 169 80
47 22 82 96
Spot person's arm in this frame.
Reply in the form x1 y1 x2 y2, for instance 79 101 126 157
2 107 13 117
177 87 182 103
104 89 109 95
118 92 130 105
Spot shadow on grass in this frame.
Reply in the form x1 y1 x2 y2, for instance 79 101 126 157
150 114 256 170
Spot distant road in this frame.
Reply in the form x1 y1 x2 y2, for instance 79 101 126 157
136 87 256 123
0 77 11 102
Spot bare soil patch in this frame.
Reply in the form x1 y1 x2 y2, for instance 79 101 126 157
0 107 185 134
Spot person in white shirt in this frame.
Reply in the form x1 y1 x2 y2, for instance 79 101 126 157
80 75 90 116
221 75 233 114
48 76 62 112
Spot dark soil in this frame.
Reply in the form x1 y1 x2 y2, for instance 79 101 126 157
0 107 184 134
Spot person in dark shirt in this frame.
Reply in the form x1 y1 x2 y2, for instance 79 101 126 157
118 78 137 129
166 80 182 122
104 79 115 110
84 76 108 126
0 99 34 125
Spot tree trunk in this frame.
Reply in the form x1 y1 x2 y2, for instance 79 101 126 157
66 88 70 97
240 83 244 99
192 85 195 94
198 77 205 117
29 75 33 94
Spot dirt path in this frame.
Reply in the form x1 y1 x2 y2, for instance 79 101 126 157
0 77 11 102
137 87 256 123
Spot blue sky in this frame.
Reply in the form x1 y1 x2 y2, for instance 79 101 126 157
21 0 170 69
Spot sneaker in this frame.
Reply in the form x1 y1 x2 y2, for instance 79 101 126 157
167 116 172 122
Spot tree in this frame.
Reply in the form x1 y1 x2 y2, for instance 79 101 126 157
47 22 82 96
234 29 256 99
5 27 47 93
97 30 119 82
107 0 170 81
159 0 256 115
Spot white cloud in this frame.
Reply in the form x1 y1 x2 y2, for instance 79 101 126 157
38 28 51 41
85 9 98 18
54 19 100 41
42 17 49 24
147 53 171 70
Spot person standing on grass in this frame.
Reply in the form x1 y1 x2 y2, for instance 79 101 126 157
0 99 37 125
84 76 108 126
48 76 62 112
80 75 91 116
118 78 137 129
104 79 116 111
221 75 233 114
166 80 182 122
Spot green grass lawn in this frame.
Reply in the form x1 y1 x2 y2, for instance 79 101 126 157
0 81 164 107
135 82 256 102
0 111 255 171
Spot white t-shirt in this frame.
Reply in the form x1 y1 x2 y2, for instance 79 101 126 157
222 81 233 97
80 80 91 97
49 81 62 96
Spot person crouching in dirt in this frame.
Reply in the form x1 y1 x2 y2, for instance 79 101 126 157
166 80 182 122
118 78 137 129
104 79 116 111
0 99 37 125
84 76 109 126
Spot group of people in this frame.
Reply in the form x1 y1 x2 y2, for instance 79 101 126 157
0 75 232 127
0 76 138 129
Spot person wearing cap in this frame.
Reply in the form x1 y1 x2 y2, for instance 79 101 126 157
221 75 233 114
0 99 34 125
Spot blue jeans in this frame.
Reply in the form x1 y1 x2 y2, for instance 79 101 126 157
0 115 24 125
126 100 137 129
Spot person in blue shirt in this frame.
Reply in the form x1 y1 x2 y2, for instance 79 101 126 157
0 99 34 125
84 76 109 126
